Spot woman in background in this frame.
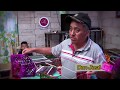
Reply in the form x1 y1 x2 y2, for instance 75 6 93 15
18 41 33 56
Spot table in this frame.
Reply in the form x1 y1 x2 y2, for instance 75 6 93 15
6 55 61 79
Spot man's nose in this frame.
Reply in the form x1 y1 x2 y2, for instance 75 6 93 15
71 30 75 36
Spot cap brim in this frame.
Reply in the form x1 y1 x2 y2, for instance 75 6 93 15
65 15 84 24
65 15 91 29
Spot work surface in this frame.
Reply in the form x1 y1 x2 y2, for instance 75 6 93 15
0 55 61 79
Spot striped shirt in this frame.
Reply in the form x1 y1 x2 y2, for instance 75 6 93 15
51 38 106 79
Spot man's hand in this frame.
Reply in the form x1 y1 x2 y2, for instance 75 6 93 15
86 71 96 79
22 48 35 54
76 71 87 79
22 47 52 55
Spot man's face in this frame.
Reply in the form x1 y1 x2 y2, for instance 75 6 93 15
21 44 28 50
69 21 89 44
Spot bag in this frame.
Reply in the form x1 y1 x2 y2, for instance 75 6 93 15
11 54 36 78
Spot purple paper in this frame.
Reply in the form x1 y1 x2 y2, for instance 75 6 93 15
11 54 36 78
101 62 113 73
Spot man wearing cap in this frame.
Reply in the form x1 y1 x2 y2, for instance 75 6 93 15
22 13 106 79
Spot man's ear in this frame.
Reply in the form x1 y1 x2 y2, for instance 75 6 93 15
87 30 90 37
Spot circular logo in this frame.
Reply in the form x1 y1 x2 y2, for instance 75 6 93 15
39 17 49 28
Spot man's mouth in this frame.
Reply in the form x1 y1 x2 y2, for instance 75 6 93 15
70 37 76 41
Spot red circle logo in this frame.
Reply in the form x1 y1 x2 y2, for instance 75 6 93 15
39 17 49 28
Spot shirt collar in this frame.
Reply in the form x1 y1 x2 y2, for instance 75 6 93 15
69 38 92 52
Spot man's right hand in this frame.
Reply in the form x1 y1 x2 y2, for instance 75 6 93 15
22 47 52 55
22 48 35 54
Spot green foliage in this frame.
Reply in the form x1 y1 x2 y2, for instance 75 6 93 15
0 30 16 63
0 31 5 37
0 11 4 16
0 54 3 57
0 24 4 32
4 37 9 42
4 49 9 56
0 11 5 32
0 11 16 64
12 33 15 38
3 56 9 63
0 11 19 64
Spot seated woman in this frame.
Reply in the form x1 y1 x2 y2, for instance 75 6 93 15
18 41 33 56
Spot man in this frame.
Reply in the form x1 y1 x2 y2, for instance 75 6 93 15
22 13 106 79
18 41 33 56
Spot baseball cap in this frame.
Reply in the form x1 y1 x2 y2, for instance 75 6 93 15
65 13 91 29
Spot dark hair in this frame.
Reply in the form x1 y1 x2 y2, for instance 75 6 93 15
21 41 28 45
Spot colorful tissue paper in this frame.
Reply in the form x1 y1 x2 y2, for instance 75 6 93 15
11 54 36 78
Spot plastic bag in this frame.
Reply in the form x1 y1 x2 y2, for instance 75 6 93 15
11 54 36 78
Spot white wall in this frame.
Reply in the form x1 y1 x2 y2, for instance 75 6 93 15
18 11 61 48
100 11 120 49
18 11 100 48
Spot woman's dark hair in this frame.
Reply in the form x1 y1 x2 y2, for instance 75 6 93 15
18 41 33 56
21 41 28 45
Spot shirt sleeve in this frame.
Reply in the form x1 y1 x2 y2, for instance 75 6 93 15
51 43 63 57
95 52 106 64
